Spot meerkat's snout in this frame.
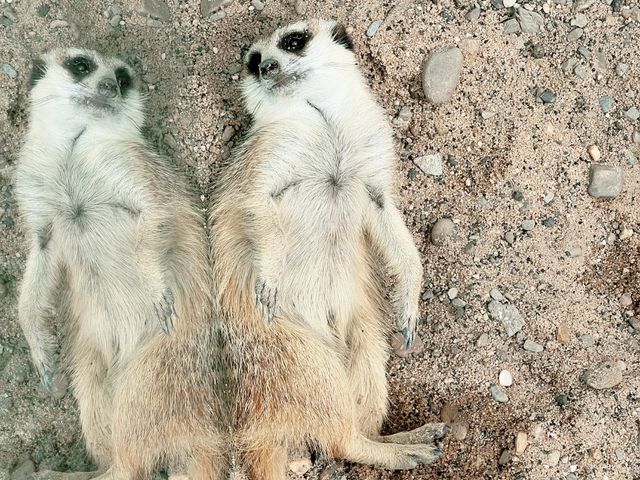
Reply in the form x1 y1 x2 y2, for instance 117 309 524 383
97 77 119 98
259 59 280 78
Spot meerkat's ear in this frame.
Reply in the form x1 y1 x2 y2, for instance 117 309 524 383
331 23 354 52
28 58 47 90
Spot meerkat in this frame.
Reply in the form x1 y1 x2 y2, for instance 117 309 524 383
210 20 447 479
16 49 227 479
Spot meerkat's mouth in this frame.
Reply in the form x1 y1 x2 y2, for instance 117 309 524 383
266 70 306 91
73 96 118 113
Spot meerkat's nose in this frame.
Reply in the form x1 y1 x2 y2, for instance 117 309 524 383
97 78 119 98
259 59 280 78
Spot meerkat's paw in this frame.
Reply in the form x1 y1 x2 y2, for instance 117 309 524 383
395 299 420 348
392 444 444 469
154 287 177 334
30 342 56 393
380 422 449 445
255 276 278 323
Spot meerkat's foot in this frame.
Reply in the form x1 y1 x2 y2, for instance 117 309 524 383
378 422 449 445
255 277 278 323
154 287 177 334
393 444 444 469
31 347 56 393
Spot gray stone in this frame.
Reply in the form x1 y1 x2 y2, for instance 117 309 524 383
142 0 170 21
504 231 515 244
490 384 509 403
488 300 524 337
574 65 588 79
588 165 623 198
431 218 455 246
584 360 624 389
616 63 628 76
49 19 69 28
109 14 121 27
629 317 639 331
10 460 35 480
624 149 639 166
201 0 232 17
577 46 591 60
524 339 544 352
447 288 458 300
539 89 556 104
366 20 382 37
251 0 265 10
221 125 235 143
422 47 463 105
574 0 596 10
571 13 588 27
477 333 490 347
516 8 544 33
521 219 535 231
633 130 640 145
466 6 481 21
599 96 614 113
561 57 579 74
490 288 504 302
415 153 443 176
580 334 596 347
503 18 521 33
624 107 640 121
567 28 584 41
1 63 17 79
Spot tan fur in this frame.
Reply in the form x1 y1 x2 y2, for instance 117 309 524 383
209 22 446 478
16 49 226 478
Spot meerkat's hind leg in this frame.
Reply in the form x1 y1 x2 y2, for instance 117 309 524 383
376 422 449 445
338 433 443 470
243 445 288 480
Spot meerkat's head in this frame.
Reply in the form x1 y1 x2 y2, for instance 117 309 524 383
241 19 356 113
28 48 144 131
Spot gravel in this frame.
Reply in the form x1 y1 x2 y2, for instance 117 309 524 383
422 47 463 104
490 384 509 403
200 0 232 16
488 300 524 337
584 360 625 389
415 153 443 176
251 0 265 11
0 64 17 79
430 217 455 246
624 107 640 121
142 0 171 20
567 28 584 41
538 89 556 104
366 20 381 37
599 96 614 113
523 339 544 353
490 288 504 302
498 369 513 387
516 8 544 33
521 219 535 231
477 333 490 347
588 165 624 198
515 432 528 454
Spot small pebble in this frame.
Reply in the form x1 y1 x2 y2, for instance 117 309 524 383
588 165 623 198
557 324 571 344
584 360 625 389
49 19 69 28
577 46 591 60
515 432 528 454
142 0 171 21
587 144 601 162
498 449 511 465
109 14 121 27
430 218 455 246
567 28 584 41
516 8 544 33
523 339 543 352
490 384 509 403
629 317 639 331
503 18 521 34
451 422 468 441
503 0 516 7
571 13 588 27
499 369 513 387
620 293 632 307
366 20 382 38
599 96 614 113
1 64 17 79
422 47 463 105
539 89 556 104
616 63 628 76
289 458 312 475
521 219 535 231
625 107 640 121
555 393 569 406
415 153 443 176
466 6 481 21
447 288 458 300
477 333 490 347
490 288 504 302
547 450 561 467
251 0 265 10
488 300 524 337
221 125 235 143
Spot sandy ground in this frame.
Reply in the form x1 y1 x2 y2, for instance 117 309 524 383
1 0 639 479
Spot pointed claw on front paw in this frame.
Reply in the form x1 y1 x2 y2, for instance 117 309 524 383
403 327 414 348
41 369 54 393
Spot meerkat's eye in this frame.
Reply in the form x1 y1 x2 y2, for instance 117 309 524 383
247 52 262 76
115 67 132 95
63 56 97 79
279 31 310 53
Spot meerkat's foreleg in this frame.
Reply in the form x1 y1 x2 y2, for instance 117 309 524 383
365 196 423 346
376 422 449 445
18 237 61 390
246 194 287 322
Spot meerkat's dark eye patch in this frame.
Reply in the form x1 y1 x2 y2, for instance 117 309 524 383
331 23 354 51
278 30 310 53
28 58 47 90
63 56 97 80
247 52 262 77
115 67 132 96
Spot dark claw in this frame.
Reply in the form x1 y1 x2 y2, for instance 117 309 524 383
403 327 414 348
41 369 54 393
442 425 451 435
